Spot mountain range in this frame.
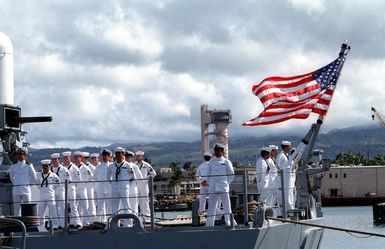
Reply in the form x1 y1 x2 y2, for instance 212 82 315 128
27 125 385 168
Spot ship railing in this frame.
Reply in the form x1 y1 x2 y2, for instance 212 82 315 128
0 217 27 249
0 172 299 232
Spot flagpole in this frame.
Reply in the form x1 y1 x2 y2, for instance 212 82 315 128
293 43 351 215
302 42 351 166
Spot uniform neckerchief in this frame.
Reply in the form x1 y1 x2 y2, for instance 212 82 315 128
51 165 61 175
115 162 124 182
41 172 50 188
138 162 144 169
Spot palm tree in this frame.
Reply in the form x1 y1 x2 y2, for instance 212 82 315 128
169 162 183 195
183 161 196 194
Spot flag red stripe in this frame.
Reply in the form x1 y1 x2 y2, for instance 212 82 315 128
254 75 315 95
243 54 347 126
259 84 320 104
242 113 310 126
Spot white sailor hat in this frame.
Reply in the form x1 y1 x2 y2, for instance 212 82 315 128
213 143 225 150
41 159 51 165
101 149 112 155
73 151 83 156
16 147 28 154
50 153 60 159
281 141 292 146
135 151 144 156
90 153 99 158
62 151 72 157
261 146 272 152
269 145 278 150
125 150 135 156
82 152 90 157
115 147 125 153
204 152 212 157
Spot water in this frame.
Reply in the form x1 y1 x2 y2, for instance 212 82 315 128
320 206 385 249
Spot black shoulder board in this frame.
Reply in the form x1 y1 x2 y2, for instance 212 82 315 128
26 161 30 165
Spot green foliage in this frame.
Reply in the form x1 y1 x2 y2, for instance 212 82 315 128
169 162 183 187
333 151 385 166
333 151 366 165
183 161 196 181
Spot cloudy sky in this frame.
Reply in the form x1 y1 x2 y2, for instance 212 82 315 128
0 0 384 148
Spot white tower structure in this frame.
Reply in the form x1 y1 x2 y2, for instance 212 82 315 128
0 32 14 105
201 104 232 159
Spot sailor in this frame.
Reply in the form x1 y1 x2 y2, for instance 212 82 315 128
135 151 156 220
37 159 60 230
205 143 235 227
74 151 93 225
82 152 97 223
277 141 295 212
62 151 82 228
9 147 37 216
125 150 143 215
266 145 279 207
107 147 136 227
94 150 112 222
256 147 271 205
195 152 212 212
50 153 70 228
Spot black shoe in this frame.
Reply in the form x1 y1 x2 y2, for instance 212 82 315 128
74 224 82 230
58 226 63 229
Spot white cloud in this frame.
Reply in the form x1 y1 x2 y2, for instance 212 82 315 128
1 0 385 148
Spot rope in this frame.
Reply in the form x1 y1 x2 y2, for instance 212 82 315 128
267 217 385 239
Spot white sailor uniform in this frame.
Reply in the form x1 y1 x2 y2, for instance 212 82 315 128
9 160 37 216
65 162 82 226
94 161 112 222
77 163 93 224
256 157 270 205
205 156 235 227
136 161 156 218
37 172 60 228
86 162 97 222
196 161 210 212
51 165 70 227
107 161 136 227
277 151 295 210
128 162 142 215
266 157 279 207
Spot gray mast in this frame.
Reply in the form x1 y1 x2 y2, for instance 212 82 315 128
294 42 351 216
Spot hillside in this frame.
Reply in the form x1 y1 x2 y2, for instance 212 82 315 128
27 126 385 168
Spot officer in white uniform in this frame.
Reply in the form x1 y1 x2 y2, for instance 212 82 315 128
277 141 295 213
195 152 212 212
125 150 143 215
266 145 279 207
94 150 112 222
62 151 82 228
107 147 136 227
9 147 37 216
205 143 235 227
50 153 70 228
74 151 93 225
37 159 60 230
82 152 97 223
256 147 271 205
135 151 156 220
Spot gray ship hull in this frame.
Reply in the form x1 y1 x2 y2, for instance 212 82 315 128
3 219 323 249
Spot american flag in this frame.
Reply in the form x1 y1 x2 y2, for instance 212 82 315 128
243 53 348 126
